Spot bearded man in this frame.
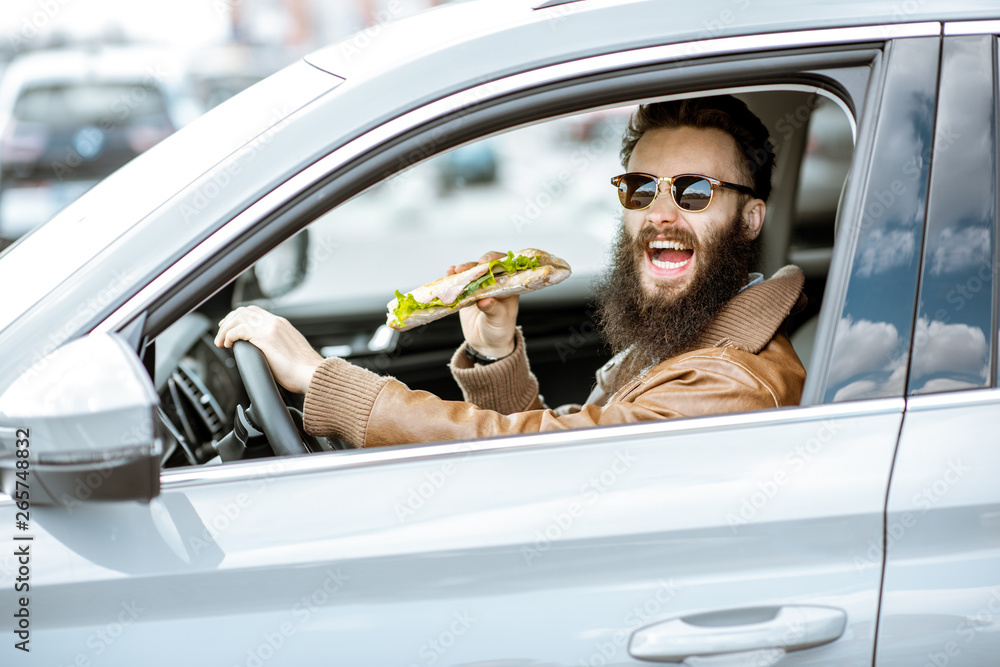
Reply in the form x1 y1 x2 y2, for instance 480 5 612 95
215 95 806 449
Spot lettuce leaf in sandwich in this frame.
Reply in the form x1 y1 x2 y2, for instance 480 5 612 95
391 251 540 327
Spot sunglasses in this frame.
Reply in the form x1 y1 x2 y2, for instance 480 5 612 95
611 172 756 212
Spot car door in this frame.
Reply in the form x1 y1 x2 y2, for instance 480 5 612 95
0 29 937 667
874 28 1000 666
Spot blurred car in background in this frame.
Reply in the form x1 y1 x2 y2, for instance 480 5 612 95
0 46 200 247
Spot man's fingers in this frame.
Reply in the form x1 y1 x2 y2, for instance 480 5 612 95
219 323 243 348
449 251 505 276
477 251 505 263
449 261 479 274
477 295 519 311
216 306 271 347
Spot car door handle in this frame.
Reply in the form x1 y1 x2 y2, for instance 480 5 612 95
628 605 846 663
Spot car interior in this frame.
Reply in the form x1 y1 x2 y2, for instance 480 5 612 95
151 86 854 467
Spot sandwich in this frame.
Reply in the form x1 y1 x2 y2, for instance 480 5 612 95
387 249 572 331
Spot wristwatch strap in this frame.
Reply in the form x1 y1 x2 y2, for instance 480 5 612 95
464 338 516 365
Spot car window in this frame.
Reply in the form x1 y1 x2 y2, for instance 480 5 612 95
906 36 995 395
265 107 631 319
242 92 853 388
822 38 938 403
155 88 856 465
263 96 855 322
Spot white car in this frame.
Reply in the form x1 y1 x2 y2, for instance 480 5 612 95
0 1 997 665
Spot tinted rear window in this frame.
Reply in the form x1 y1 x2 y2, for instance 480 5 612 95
14 83 169 127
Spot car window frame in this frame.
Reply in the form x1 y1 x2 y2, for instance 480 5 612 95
78 27 939 481
93 29 942 351
114 45 882 350
808 35 941 404
905 33 998 398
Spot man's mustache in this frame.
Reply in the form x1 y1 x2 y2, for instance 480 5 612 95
632 225 699 253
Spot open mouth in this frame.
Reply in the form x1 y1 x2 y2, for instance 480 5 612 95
647 239 694 271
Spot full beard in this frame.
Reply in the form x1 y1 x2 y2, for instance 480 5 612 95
593 212 758 392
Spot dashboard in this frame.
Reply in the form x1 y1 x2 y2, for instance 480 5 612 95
153 313 246 466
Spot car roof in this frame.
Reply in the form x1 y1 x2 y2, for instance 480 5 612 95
307 0 997 81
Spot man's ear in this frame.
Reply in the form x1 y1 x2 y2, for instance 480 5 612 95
741 198 766 239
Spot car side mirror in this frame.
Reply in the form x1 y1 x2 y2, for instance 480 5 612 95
233 229 310 302
0 333 161 507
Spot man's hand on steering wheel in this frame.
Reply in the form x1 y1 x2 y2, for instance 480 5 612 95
215 305 323 394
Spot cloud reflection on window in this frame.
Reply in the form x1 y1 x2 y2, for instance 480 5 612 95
829 316 900 387
830 315 989 401
854 229 916 278
930 225 990 276
909 317 988 394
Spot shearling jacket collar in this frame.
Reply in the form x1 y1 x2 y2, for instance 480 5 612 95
694 265 806 354
587 265 806 405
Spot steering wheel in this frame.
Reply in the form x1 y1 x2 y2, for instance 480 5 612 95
232 340 309 456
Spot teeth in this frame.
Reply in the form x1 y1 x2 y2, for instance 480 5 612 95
651 257 691 270
648 239 692 270
648 240 689 250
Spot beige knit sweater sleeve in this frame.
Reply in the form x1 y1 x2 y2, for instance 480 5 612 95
302 356 390 446
448 328 542 414
302 329 541 443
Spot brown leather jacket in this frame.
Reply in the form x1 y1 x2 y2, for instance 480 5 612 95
303 266 807 448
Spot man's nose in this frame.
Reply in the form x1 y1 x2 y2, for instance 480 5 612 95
644 186 680 225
